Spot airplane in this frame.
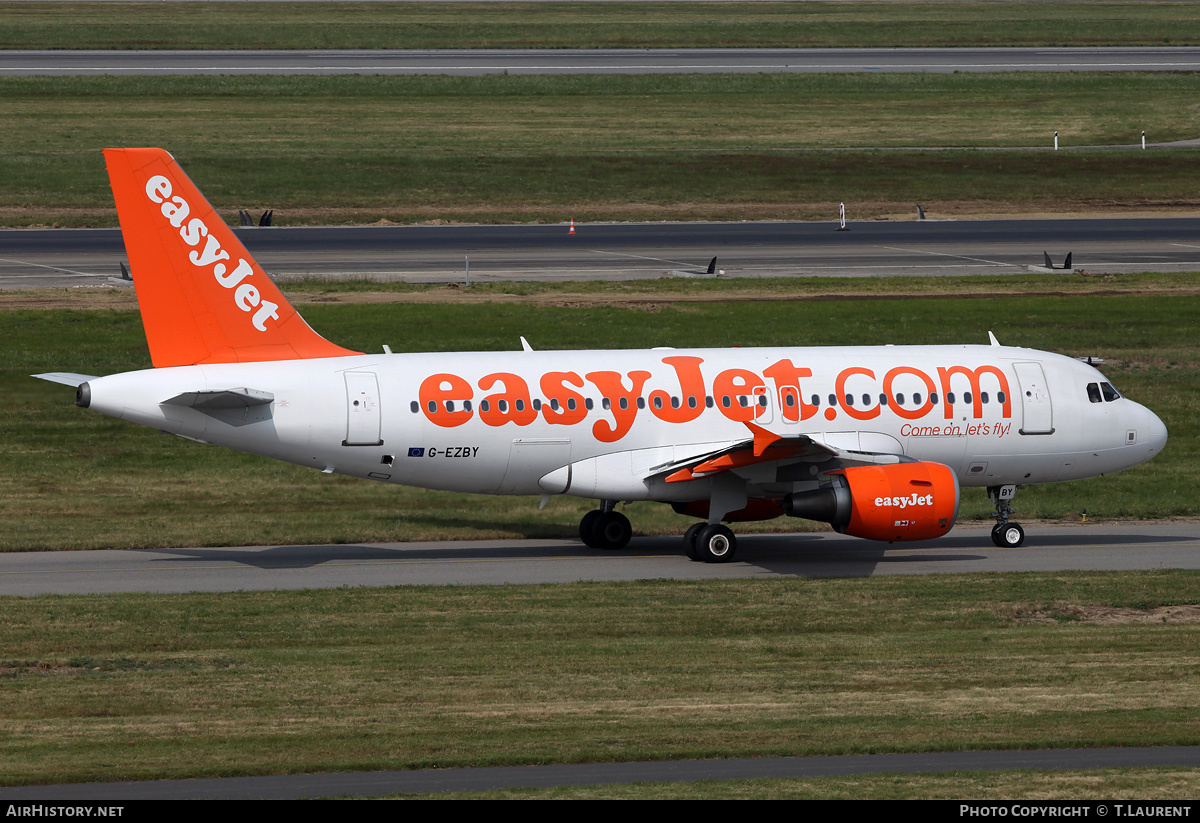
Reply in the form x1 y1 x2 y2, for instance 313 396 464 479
34 148 1167 562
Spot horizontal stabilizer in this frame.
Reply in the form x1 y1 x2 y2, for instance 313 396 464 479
32 372 99 387
162 388 275 410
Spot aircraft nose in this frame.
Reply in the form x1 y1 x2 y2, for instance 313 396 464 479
1136 404 1168 459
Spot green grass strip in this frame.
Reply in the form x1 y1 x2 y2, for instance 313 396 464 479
3 1 1200 50
2 573 1199 786
4 73 1200 226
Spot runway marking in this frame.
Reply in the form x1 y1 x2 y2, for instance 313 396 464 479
587 249 695 267
0 257 106 278
876 245 1020 268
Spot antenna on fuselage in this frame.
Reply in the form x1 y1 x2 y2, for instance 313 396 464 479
988 331 1001 346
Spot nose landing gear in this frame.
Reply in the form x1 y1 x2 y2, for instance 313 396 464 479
988 485 1025 548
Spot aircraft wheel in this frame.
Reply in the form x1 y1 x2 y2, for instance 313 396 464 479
579 510 603 548
991 522 1025 548
592 511 633 550
696 524 737 563
683 522 705 561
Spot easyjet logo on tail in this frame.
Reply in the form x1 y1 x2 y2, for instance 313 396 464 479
144 175 279 332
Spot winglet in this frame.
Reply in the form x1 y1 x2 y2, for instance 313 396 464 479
103 148 359 367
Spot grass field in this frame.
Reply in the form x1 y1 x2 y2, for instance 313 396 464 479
430 769 1200 799
4 73 1200 226
2 572 1198 790
3 274 1195 552
3 1 1200 50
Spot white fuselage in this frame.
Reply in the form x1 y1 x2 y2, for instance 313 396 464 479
80 343 1167 506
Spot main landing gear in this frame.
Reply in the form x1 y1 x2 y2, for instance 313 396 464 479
577 503 737 562
579 501 633 550
988 484 1025 548
683 522 737 563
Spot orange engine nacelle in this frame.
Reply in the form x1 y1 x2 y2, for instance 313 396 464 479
783 461 960 542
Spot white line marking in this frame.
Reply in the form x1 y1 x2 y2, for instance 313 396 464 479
587 249 695 267
876 246 1020 267
0 257 106 277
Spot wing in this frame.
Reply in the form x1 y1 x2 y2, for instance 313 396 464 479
647 421 909 486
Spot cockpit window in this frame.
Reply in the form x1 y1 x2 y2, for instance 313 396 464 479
1086 382 1102 403
1100 382 1121 402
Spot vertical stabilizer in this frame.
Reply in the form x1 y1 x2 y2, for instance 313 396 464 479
104 148 358 367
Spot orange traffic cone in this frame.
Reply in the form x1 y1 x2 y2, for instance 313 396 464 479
568 219 576 235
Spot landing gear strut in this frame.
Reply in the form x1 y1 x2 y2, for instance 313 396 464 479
580 501 632 550
988 484 1025 548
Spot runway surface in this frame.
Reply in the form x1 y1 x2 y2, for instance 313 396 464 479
5 216 1200 287
3 523 1197 596
4 746 1200 799
6 47 1200 76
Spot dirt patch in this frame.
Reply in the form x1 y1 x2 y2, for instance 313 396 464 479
5 282 1200 312
1021 604 1200 625
5 200 1200 229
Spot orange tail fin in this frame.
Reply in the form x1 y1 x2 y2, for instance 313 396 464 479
104 148 358 367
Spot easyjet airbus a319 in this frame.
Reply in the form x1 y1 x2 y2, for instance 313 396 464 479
36 149 1167 561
